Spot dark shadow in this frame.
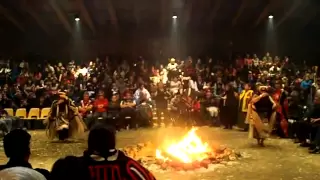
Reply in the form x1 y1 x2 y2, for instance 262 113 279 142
246 143 282 150
50 140 76 144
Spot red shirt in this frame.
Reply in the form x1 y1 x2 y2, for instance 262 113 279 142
94 98 108 112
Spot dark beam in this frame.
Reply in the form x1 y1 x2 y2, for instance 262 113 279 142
183 0 193 26
78 0 96 34
207 0 222 24
0 4 25 32
160 0 168 30
275 0 303 28
22 0 51 35
253 1 272 27
105 0 118 30
49 0 72 33
132 1 140 25
232 0 249 27
298 7 319 31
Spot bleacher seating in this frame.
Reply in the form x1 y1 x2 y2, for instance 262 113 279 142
27 108 40 119
40 108 50 119
15 108 27 119
4 108 14 116
2 108 51 120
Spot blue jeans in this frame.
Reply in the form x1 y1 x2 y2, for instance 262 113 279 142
0 116 25 133
85 112 108 129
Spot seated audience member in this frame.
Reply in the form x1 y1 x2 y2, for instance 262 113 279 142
134 84 151 105
0 129 50 178
296 93 320 150
0 109 24 134
136 96 153 128
120 92 136 129
0 167 47 180
51 156 90 180
78 92 93 126
107 93 121 126
308 95 320 153
80 124 156 180
93 91 108 121
169 76 181 95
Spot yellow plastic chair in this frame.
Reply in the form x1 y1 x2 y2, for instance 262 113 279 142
40 108 51 119
4 108 14 116
15 108 27 119
27 108 40 119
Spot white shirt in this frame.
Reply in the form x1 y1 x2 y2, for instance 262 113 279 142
167 63 178 71
160 69 168 84
75 67 88 77
134 88 151 102
170 81 181 94
269 66 281 73
188 79 199 92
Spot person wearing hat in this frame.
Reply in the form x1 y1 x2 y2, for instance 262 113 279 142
246 85 277 146
44 91 86 141
80 124 156 180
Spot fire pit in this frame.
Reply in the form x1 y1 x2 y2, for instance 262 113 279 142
122 128 241 171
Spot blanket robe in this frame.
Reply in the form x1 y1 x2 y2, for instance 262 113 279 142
44 98 87 140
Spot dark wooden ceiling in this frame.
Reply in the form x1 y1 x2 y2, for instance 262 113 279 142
0 0 319 37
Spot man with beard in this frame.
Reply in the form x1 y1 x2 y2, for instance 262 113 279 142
247 85 277 146
44 92 86 141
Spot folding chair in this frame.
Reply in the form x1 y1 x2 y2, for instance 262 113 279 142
15 108 27 119
27 108 40 119
4 108 14 117
40 108 51 119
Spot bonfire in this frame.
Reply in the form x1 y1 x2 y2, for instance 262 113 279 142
156 128 212 163
123 127 241 171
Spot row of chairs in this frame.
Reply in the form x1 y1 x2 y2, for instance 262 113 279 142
4 108 50 120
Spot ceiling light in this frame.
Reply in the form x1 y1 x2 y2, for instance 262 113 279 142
172 15 178 19
74 15 80 21
268 15 274 19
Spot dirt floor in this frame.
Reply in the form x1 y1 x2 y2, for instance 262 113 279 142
0 127 320 180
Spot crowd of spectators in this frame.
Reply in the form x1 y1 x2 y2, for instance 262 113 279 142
0 52 320 179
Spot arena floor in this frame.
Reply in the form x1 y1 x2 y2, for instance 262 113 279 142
0 127 320 180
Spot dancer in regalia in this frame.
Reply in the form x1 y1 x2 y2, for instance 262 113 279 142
247 85 277 146
237 83 253 131
273 80 289 137
44 92 87 141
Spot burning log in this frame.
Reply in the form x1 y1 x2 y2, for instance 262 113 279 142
160 162 168 170
200 159 211 168
192 160 201 169
183 163 193 171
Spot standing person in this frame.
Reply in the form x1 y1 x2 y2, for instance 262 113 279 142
44 92 86 141
237 83 253 131
220 84 238 129
247 85 277 146
273 80 289 137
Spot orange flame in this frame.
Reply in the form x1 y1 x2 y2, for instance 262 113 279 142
156 128 211 163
